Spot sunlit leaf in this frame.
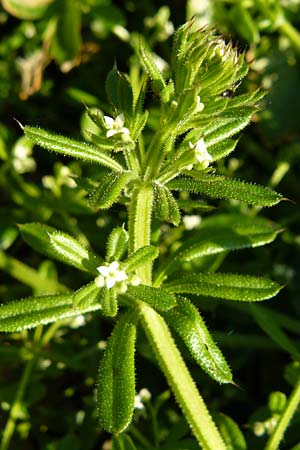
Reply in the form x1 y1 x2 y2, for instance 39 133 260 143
0 293 102 332
169 174 283 207
89 171 135 209
164 297 232 383
164 273 281 301
23 126 123 171
127 284 176 311
20 223 101 273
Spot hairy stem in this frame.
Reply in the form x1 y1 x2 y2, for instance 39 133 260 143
128 185 153 284
141 305 226 450
265 377 300 450
128 185 226 450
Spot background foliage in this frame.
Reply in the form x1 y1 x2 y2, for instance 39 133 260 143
0 0 300 449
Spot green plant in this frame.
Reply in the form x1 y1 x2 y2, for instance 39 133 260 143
0 20 288 449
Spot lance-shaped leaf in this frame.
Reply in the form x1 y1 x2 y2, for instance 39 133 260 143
97 312 137 433
164 273 281 301
123 246 158 272
106 227 128 262
153 184 181 226
163 297 232 383
172 214 281 264
0 293 102 332
139 41 167 98
106 66 134 117
23 126 123 171
20 223 101 273
213 413 247 450
251 305 300 360
207 139 238 161
168 174 283 207
73 282 102 309
127 284 176 311
89 171 135 209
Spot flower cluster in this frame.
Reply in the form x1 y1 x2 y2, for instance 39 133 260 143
95 261 140 292
188 139 213 169
104 113 130 139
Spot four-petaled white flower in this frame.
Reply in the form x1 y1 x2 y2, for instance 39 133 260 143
95 261 128 289
103 113 130 138
189 139 213 168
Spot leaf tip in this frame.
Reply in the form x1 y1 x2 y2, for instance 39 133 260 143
13 118 24 130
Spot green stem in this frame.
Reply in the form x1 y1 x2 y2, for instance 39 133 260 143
0 251 68 294
141 305 226 450
124 147 140 175
278 19 300 54
128 185 153 284
0 358 36 450
142 129 170 181
265 378 300 450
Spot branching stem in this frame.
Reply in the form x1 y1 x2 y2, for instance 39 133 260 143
265 377 300 450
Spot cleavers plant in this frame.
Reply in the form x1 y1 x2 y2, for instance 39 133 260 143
0 21 284 449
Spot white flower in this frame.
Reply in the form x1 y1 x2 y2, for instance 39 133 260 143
134 388 151 410
139 388 151 401
129 274 141 286
189 139 213 168
183 215 201 230
103 113 130 138
95 261 128 289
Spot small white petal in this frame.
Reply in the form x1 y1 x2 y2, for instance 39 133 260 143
106 277 116 289
97 265 110 277
115 270 128 282
109 261 119 271
130 275 141 286
120 127 130 135
106 129 117 138
115 113 125 126
104 115 114 127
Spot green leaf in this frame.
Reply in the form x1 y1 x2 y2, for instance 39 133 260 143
173 214 281 263
213 414 247 450
169 174 283 207
23 126 123 171
20 223 101 274
200 108 255 147
97 312 137 433
231 4 260 44
123 246 159 272
139 41 167 98
251 305 300 360
102 288 118 317
207 139 238 161
52 0 81 63
0 293 102 332
72 282 102 309
127 284 176 311
163 297 232 383
2 0 53 20
106 66 134 116
107 227 128 262
89 171 135 209
153 184 181 225
164 273 281 301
